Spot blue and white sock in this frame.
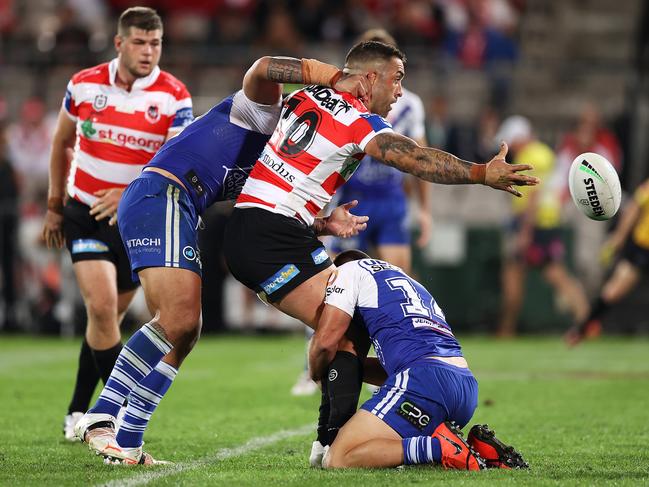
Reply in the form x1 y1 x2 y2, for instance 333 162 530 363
116 360 178 448
90 321 172 418
402 436 442 465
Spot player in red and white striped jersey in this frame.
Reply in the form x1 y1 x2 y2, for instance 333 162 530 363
41 7 193 441
226 40 539 327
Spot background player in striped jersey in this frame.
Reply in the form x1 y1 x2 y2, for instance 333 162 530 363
309 250 527 471
73 57 370 465
224 41 539 450
41 7 193 441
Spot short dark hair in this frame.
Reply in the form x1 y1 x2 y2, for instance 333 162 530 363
334 250 370 267
345 41 406 67
118 7 163 36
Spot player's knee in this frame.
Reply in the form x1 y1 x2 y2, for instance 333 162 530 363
85 298 118 327
322 447 345 469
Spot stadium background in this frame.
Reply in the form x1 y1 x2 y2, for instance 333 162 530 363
1 0 648 336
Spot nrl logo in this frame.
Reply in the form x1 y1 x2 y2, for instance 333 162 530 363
145 103 161 124
92 94 107 111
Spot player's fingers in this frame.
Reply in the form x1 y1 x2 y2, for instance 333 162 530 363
342 200 359 211
511 174 540 185
497 141 508 159
94 208 112 221
109 214 117 226
505 185 523 197
509 163 534 173
94 189 108 197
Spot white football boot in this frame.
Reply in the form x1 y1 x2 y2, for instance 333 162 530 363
102 444 171 466
74 412 121 458
309 440 329 468
63 412 84 442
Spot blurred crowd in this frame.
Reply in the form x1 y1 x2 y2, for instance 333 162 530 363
0 0 647 336
1 0 522 62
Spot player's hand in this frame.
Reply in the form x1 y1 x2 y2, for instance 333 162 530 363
90 188 124 224
42 210 65 249
325 200 369 238
415 208 432 248
485 142 540 197
334 74 371 107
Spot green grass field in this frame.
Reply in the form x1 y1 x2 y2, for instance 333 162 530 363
1 334 648 486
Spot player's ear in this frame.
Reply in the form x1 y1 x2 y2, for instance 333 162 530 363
366 72 377 85
114 34 122 52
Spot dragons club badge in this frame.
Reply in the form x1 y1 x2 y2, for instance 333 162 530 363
145 103 161 124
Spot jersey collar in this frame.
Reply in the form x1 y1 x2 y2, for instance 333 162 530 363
108 58 160 91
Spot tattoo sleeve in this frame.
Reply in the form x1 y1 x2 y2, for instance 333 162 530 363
372 133 476 184
266 58 303 84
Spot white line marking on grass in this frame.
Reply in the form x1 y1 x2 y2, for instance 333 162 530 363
98 424 314 487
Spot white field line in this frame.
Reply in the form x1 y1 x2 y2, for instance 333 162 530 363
98 423 314 487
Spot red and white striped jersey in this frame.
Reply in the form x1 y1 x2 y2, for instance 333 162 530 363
63 59 193 206
235 85 393 225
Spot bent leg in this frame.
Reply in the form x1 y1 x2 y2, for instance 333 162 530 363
325 410 403 468
601 259 641 303
543 262 589 324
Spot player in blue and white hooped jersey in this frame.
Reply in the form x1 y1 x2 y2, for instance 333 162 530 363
74 58 371 465
309 250 484 470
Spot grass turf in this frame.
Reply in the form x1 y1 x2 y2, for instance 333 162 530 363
1 334 648 486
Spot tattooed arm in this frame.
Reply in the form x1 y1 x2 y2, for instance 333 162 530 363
243 57 370 106
364 133 540 196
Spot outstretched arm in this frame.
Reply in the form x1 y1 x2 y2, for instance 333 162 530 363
365 134 539 197
243 57 370 106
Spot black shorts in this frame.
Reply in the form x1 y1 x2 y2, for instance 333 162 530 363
223 207 332 303
621 239 649 271
63 198 138 291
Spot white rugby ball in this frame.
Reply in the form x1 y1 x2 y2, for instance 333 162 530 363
568 152 621 221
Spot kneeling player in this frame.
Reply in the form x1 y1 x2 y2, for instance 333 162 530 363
309 250 527 470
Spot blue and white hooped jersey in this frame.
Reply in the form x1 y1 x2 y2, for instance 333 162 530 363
339 88 426 199
325 259 462 376
147 90 281 215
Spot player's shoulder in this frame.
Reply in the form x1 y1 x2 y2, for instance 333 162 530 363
70 63 109 85
152 70 191 98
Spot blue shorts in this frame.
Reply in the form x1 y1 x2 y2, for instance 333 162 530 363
361 360 478 438
117 171 202 281
331 195 409 253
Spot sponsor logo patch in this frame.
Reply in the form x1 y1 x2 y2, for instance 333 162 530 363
126 237 161 248
325 284 344 297
261 264 300 295
71 239 109 254
311 248 329 265
397 400 431 431
328 368 338 382
183 246 197 261
173 107 194 128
